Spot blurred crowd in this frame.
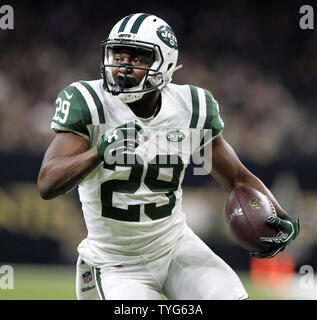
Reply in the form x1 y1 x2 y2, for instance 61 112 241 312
0 1 316 272
0 1 316 164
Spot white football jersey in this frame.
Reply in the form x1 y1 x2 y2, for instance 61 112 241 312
51 79 224 267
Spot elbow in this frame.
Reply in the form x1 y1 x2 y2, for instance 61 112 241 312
38 182 54 200
39 188 55 200
37 173 56 200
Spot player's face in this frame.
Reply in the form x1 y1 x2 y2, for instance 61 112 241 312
111 47 152 87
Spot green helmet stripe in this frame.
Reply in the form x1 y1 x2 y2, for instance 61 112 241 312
189 86 200 128
118 14 134 33
130 13 151 34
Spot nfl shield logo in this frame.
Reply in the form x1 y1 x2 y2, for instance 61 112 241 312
82 271 92 283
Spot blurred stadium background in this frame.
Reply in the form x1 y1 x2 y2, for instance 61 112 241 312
0 0 317 300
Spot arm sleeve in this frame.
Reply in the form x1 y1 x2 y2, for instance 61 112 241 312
51 84 92 140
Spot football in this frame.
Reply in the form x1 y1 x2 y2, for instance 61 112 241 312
225 186 277 253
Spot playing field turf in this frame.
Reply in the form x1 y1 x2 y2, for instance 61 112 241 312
0 264 284 300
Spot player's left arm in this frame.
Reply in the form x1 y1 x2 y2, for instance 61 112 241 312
209 133 300 258
210 134 284 216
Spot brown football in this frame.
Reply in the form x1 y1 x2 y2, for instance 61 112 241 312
225 186 277 253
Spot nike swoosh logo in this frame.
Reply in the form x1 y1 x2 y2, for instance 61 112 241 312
64 90 73 99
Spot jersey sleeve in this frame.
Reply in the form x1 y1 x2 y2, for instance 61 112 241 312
188 85 224 148
201 89 224 146
51 84 92 140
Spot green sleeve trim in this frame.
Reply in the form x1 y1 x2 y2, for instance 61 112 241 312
203 89 213 129
189 85 200 128
203 89 224 136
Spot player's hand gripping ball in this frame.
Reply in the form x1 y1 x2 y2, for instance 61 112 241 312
225 186 299 258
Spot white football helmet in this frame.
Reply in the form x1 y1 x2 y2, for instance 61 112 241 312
101 13 179 103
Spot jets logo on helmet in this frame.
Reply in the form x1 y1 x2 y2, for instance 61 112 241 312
156 26 178 49
100 13 180 103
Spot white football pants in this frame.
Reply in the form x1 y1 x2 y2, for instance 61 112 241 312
76 229 248 300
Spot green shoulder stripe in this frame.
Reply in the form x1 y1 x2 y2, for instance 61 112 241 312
71 86 92 127
203 90 213 130
189 85 200 128
203 89 224 136
79 81 105 124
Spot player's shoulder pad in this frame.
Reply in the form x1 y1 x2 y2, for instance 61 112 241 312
57 83 79 100
55 83 89 115
187 85 224 131
52 82 95 138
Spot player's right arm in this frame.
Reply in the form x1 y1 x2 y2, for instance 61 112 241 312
38 84 102 199
38 84 142 200
37 132 101 200
38 121 142 200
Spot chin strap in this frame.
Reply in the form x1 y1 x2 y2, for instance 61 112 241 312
163 64 183 88
172 64 183 74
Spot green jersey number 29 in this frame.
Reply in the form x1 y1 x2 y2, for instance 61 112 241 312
101 154 184 222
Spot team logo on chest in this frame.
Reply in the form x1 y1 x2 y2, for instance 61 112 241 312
166 130 185 143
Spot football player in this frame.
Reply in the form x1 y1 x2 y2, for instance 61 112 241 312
37 13 299 300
